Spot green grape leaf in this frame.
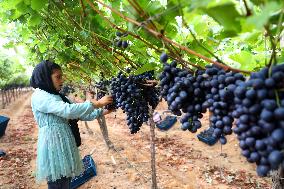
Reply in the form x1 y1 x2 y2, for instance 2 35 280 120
80 31 89 39
31 0 48 11
239 31 262 45
28 13 41 26
16 1 30 14
9 9 23 20
38 43 47 53
0 0 23 10
250 0 265 5
229 51 257 70
203 3 243 35
278 51 284 63
251 0 283 6
134 63 156 75
246 1 281 29
189 0 232 10
24 0 31 5
240 18 255 32
3 41 15 49
189 0 211 9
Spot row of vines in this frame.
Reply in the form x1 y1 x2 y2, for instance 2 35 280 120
0 0 284 188
0 87 31 109
0 57 30 108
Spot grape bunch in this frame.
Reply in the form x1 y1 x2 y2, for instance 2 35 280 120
96 80 109 99
96 80 117 110
233 64 284 177
60 85 75 96
138 71 160 109
159 53 206 133
201 65 245 144
110 71 158 134
115 31 128 48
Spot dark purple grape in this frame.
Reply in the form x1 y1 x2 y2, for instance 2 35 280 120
116 40 122 47
160 52 168 63
122 41 128 48
268 150 284 169
256 165 270 177
116 31 123 37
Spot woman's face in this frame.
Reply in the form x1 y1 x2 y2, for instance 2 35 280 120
51 69 64 92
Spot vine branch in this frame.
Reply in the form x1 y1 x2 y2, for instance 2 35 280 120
265 25 277 67
92 0 251 74
79 0 87 17
243 0 252 16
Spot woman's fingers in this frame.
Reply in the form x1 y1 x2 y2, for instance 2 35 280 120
105 95 113 103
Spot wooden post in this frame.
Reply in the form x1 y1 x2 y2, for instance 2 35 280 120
12 88 15 101
97 116 114 149
149 108 158 189
4 90 8 107
10 89 12 102
271 166 284 189
7 90 10 104
1 90 4 109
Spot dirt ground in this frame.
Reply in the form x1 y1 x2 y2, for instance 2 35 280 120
0 93 272 189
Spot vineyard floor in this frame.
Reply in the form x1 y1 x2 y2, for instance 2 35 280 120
0 93 271 189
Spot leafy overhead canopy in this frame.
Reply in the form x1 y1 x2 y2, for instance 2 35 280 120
0 0 283 84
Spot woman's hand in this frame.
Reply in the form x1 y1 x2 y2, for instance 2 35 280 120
91 95 113 108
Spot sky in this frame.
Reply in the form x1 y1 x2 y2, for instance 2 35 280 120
0 36 33 77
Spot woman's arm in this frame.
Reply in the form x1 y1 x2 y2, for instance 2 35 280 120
79 98 114 121
90 95 113 108
32 93 95 119
32 90 113 120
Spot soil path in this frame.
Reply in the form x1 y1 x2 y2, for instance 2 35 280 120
0 91 39 189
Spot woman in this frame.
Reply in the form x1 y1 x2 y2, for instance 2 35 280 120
30 60 113 188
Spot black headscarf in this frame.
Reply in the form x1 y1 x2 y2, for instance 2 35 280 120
30 60 81 147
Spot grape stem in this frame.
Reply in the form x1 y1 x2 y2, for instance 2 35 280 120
145 80 158 84
275 89 281 107
138 80 158 86
265 24 281 107
79 0 87 17
139 83 156 87
95 88 109 93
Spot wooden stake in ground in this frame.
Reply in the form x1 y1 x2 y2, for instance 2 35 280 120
92 87 114 149
97 115 114 149
84 116 114 149
271 166 284 189
149 108 158 189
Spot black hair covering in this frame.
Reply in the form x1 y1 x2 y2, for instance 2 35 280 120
30 60 81 147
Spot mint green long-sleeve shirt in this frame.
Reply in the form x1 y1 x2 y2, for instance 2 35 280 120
31 88 103 182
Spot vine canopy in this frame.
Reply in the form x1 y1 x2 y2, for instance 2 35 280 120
0 0 283 82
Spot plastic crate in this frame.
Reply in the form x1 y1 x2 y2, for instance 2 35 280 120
197 127 218 146
0 115 10 137
70 155 97 189
0 149 6 157
156 115 177 131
